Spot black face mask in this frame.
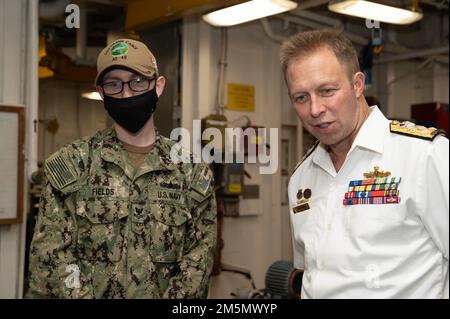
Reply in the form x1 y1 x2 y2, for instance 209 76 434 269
103 87 159 134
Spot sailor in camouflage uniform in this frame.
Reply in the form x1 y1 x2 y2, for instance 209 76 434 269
27 39 217 298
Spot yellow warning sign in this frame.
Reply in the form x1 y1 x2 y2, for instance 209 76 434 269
227 83 255 112
228 183 242 194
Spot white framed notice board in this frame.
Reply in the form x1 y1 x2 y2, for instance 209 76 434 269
0 105 25 224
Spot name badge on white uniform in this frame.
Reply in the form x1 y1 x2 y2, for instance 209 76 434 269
293 188 312 213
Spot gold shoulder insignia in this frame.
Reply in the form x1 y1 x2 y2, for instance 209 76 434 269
44 151 78 190
292 139 319 175
390 120 446 141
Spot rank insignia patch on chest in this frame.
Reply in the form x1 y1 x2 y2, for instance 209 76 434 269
292 188 312 213
343 166 401 205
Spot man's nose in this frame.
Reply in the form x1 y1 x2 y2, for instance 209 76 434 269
310 96 325 118
121 82 134 98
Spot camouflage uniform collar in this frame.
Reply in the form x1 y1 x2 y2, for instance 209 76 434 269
99 126 177 175
139 130 178 173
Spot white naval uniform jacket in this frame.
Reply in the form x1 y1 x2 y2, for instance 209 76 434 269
288 106 449 299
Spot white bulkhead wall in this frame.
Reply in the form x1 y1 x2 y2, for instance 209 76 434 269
383 61 448 120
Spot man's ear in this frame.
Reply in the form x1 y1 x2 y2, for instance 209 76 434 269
353 72 365 98
96 86 104 100
155 76 166 97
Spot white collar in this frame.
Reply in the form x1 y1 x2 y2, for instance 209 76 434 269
311 105 389 175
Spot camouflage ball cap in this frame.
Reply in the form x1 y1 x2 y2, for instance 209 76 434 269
95 38 158 85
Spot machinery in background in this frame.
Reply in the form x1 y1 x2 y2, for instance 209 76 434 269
360 25 383 89
210 153 245 274
205 115 269 275
218 161 245 217
226 260 303 299
203 114 246 274
265 260 303 299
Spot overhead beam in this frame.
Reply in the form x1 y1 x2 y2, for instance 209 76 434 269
125 0 246 31
291 0 330 12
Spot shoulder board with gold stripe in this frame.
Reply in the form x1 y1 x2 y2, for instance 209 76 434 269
292 139 319 175
390 120 446 141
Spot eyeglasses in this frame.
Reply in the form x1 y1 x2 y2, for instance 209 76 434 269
101 76 155 95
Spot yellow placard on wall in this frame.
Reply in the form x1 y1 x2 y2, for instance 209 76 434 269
228 183 242 194
227 83 255 112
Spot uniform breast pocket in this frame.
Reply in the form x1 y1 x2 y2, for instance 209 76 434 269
148 200 192 263
345 202 407 242
76 199 129 262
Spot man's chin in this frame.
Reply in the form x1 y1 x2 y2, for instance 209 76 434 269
114 122 145 136
306 130 330 144
313 135 339 147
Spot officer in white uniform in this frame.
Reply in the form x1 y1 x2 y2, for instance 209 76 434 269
280 30 449 298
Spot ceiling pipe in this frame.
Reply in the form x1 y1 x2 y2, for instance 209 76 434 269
260 18 289 43
291 0 330 11
261 15 368 45
375 46 449 64
280 14 371 46
419 0 449 10
290 10 343 29
261 10 449 64
286 15 328 31
276 14 414 55
387 55 437 86
287 10 414 54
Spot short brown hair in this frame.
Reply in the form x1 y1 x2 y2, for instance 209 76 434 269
280 29 360 80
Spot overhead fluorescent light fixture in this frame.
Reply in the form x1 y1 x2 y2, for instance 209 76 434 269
202 0 298 27
328 0 423 25
82 92 102 101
